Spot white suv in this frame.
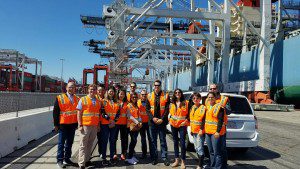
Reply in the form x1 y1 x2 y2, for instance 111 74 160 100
167 92 259 152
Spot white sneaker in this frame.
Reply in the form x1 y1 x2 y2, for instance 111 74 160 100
132 156 139 162
126 158 137 165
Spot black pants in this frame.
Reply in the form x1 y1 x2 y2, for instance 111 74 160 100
139 122 152 156
128 130 139 159
114 124 129 155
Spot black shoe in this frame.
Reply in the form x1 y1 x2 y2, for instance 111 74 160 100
63 159 76 166
110 159 117 166
151 159 158 165
164 159 170 166
79 166 85 169
102 159 110 166
85 160 92 167
140 154 147 159
57 161 66 168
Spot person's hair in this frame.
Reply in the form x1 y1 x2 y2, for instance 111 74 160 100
130 92 139 107
118 88 127 103
140 89 147 94
193 92 201 99
105 86 117 102
171 88 185 104
154 80 161 85
207 92 217 98
88 84 97 90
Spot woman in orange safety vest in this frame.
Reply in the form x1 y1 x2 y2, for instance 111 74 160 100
169 88 189 169
125 92 142 165
100 86 120 166
189 92 206 169
205 92 226 169
113 88 129 161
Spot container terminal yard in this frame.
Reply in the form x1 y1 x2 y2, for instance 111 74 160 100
0 0 300 168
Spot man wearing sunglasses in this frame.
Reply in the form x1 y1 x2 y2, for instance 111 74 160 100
146 80 170 166
127 82 137 101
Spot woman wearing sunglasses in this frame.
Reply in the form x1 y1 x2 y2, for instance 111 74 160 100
189 92 206 169
169 88 189 169
205 92 226 169
126 92 142 165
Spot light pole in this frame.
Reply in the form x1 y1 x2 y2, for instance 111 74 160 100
60 58 65 92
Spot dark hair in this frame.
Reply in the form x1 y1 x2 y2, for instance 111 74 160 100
207 92 217 98
105 86 117 102
154 80 161 85
130 92 139 107
171 88 185 104
117 89 127 103
193 92 202 99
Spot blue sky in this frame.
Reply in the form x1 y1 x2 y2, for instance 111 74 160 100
0 0 225 83
0 0 113 83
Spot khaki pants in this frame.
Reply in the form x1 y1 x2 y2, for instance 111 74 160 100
78 125 97 167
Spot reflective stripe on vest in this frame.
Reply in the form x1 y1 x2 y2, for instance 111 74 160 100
57 94 79 124
81 96 101 126
190 105 205 134
205 103 226 135
101 99 119 125
148 92 168 117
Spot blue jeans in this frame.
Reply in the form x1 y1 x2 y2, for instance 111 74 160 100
139 122 152 156
192 133 205 156
149 124 168 160
57 127 76 162
206 134 225 169
171 126 187 160
100 124 117 159
128 130 139 158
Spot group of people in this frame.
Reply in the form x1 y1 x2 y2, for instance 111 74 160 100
53 80 229 169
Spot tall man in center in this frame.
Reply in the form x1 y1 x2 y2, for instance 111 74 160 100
147 80 170 166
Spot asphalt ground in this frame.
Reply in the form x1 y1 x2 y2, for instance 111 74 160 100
1 110 300 169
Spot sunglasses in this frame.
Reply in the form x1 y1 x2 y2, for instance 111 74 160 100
210 88 217 90
130 86 136 88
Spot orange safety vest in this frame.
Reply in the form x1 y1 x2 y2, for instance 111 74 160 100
148 91 169 117
127 103 141 127
101 99 120 125
137 99 149 123
205 95 229 125
169 100 189 128
57 94 79 124
205 104 226 135
116 101 128 125
190 105 206 134
81 96 101 126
